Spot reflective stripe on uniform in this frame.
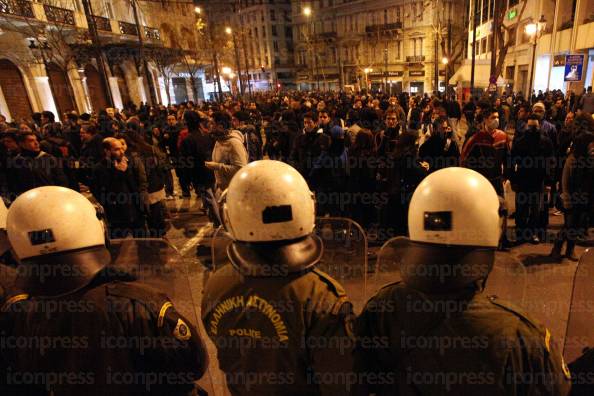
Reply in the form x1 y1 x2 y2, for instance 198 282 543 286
545 328 551 353
157 301 173 328
1 293 29 312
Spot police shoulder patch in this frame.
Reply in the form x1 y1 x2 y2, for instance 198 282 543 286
312 268 347 297
173 318 192 341
487 295 544 334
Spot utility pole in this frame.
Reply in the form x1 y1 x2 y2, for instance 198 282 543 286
80 0 114 108
434 34 439 93
384 43 388 93
241 35 253 98
130 0 157 105
447 19 452 96
470 0 477 96
236 0 252 98
205 10 223 102
229 31 244 96
490 0 500 84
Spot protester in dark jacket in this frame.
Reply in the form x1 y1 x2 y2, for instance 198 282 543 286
347 129 376 228
91 137 148 238
78 123 104 187
7 133 68 200
550 133 594 261
510 114 555 244
179 110 215 205
121 132 169 238
382 131 427 236
419 118 460 172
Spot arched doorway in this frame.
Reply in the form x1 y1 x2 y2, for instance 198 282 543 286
47 62 75 116
0 59 33 122
85 64 109 112
112 65 131 109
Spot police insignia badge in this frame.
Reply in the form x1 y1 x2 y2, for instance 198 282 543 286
173 318 192 341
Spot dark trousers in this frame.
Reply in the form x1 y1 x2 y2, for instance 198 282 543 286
108 218 147 239
175 167 191 195
146 201 167 238
515 189 545 240
554 207 587 252
164 169 174 196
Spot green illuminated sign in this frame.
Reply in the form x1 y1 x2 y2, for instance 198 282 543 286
508 9 517 20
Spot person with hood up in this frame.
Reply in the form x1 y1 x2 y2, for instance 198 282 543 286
206 111 248 192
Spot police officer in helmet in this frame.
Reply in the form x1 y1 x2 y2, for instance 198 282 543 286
353 167 571 395
202 160 355 395
0 186 208 395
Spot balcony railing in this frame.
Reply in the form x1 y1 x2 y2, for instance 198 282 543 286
366 22 402 34
406 55 425 63
0 0 34 18
93 15 111 32
119 21 138 36
144 26 160 41
317 32 337 39
43 4 75 25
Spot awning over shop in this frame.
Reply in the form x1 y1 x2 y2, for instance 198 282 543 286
450 61 491 87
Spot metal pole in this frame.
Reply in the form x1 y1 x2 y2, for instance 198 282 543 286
80 0 114 108
434 34 439 93
241 33 253 98
528 40 537 104
490 0 499 80
208 25 223 101
232 35 244 96
131 0 157 105
470 0 477 96
447 19 452 96
384 43 388 93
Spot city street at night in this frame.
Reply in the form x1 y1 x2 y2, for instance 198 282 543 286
0 0 593 395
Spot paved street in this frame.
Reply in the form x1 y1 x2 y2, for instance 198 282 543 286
158 194 591 396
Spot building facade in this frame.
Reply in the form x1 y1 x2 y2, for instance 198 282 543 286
453 0 594 96
197 0 296 96
0 0 200 122
291 0 466 94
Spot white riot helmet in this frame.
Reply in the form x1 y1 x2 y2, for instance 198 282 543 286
409 167 501 247
7 186 110 296
222 160 322 274
401 167 502 292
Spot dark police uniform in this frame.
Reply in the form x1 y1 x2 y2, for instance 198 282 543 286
353 281 571 396
0 268 207 396
202 263 355 396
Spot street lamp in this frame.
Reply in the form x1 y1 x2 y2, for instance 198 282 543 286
222 66 232 75
225 26 245 96
525 15 547 103
194 6 201 14
303 6 317 90
364 67 373 90
442 57 449 95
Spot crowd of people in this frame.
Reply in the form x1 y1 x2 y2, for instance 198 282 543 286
0 86 593 254
0 86 593 395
